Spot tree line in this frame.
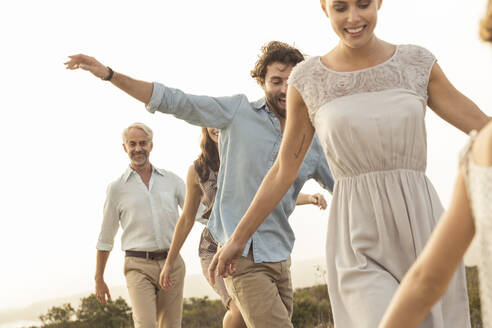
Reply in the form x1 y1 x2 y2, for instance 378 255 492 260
26 266 482 328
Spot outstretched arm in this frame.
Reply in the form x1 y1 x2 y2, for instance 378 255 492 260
65 54 239 129
160 165 202 290
208 85 314 282
64 54 153 104
427 62 490 134
296 192 327 210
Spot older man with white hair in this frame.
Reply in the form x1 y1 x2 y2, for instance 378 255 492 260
95 122 186 328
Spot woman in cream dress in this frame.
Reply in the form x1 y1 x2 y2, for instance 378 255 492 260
210 0 491 327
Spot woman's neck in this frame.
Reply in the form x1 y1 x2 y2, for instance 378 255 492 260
336 35 382 61
323 36 395 72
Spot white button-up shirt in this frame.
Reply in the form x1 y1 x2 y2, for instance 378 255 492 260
96 166 185 252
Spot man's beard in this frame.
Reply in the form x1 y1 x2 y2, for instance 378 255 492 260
131 152 148 166
266 93 286 119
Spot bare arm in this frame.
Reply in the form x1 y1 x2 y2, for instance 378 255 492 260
473 120 492 165
296 193 313 205
427 62 490 134
95 250 111 305
296 192 327 210
209 85 314 281
64 54 153 104
160 165 202 289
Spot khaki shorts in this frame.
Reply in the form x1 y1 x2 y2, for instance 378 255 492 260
224 251 293 328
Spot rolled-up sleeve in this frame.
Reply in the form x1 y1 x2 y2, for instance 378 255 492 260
146 82 242 129
96 185 120 251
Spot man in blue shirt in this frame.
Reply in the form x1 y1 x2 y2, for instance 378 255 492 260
65 41 333 327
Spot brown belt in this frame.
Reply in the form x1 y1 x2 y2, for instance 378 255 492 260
125 250 168 260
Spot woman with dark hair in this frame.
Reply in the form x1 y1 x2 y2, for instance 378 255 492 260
159 127 328 328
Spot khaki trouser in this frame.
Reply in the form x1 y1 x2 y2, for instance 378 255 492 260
124 254 185 328
224 252 293 328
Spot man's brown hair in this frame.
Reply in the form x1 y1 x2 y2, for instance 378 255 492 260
250 41 304 86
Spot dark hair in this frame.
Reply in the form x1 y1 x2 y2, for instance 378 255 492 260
194 128 220 183
250 41 304 86
480 1 492 43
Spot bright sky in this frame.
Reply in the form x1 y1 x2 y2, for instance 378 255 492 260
1 0 491 311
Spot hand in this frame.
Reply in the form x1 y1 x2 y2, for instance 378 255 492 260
310 193 327 210
95 278 111 305
64 54 110 79
159 261 174 290
208 239 245 284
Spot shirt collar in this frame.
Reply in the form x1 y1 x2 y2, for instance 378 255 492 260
122 167 134 183
122 165 164 183
154 167 166 177
253 97 280 120
252 97 267 111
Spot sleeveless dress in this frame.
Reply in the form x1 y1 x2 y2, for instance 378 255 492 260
289 44 470 327
462 131 492 328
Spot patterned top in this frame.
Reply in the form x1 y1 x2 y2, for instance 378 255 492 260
194 161 218 221
461 131 492 328
195 164 219 256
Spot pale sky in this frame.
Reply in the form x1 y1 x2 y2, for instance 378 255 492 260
1 0 491 311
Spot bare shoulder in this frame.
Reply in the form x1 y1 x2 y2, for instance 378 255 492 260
186 164 199 183
287 84 306 107
472 120 492 166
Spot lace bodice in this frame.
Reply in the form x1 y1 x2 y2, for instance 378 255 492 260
461 131 492 328
288 44 436 124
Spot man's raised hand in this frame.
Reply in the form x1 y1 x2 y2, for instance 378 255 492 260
64 54 110 80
